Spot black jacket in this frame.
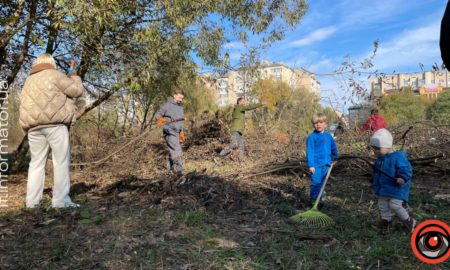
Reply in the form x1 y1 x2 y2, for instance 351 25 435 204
441 1 450 68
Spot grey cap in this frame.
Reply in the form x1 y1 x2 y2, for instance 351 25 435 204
369 129 393 148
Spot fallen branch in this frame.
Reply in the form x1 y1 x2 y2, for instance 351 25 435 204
298 233 334 241
409 159 438 166
408 154 444 162
70 118 184 166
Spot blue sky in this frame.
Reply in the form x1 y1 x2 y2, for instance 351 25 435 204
199 0 447 112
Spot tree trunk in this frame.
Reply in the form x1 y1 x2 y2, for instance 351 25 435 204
10 134 29 173
45 25 58 54
0 0 26 71
1 0 38 109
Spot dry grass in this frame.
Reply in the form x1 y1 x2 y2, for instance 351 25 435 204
2 118 450 269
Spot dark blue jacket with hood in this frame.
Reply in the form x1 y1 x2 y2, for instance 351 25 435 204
372 151 413 202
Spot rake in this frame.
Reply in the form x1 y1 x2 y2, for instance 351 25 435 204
290 164 335 227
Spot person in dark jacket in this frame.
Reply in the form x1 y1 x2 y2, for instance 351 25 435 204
369 129 416 233
360 109 388 136
218 97 268 164
155 89 185 175
440 1 450 69
334 116 347 138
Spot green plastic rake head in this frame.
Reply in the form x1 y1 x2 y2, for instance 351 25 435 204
290 204 335 227
290 164 336 227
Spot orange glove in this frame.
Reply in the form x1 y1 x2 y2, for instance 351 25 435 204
157 118 166 125
179 133 185 143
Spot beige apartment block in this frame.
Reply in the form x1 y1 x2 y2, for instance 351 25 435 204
293 69 321 95
216 74 231 106
370 70 450 97
207 59 321 106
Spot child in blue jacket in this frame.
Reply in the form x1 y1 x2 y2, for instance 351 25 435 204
369 129 416 233
306 113 338 207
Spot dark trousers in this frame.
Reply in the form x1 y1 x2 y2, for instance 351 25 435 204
163 129 183 173
219 131 244 163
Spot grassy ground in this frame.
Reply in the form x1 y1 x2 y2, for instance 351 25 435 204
1 159 450 270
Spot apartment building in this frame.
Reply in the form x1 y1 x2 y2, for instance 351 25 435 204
216 74 230 106
370 70 449 100
208 59 321 106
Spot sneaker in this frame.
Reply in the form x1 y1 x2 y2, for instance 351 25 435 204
372 219 391 230
319 199 331 209
53 202 80 208
310 198 330 210
401 217 417 233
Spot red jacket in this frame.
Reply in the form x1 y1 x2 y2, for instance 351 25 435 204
361 115 387 134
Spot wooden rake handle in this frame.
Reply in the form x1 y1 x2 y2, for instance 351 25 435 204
162 118 185 125
313 163 334 209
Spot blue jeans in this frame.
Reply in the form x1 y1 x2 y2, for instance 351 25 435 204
310 165 329 199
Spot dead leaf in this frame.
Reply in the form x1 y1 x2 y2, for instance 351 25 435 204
146 233 157 247
276 257 282 264
118 192 131 198
94 247 104 254
329 238 338 245
205 238 240 248
434 194 450 200
246 241 256 247
40 219 56 226
323 237 338 248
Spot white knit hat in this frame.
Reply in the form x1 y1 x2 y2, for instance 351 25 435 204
370 129 393 148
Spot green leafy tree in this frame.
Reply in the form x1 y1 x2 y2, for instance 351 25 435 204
379 86 430 124
427 90 450 125
253 76 290 114
6 0 309 171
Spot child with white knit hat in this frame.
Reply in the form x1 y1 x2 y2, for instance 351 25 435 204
369 129 416 233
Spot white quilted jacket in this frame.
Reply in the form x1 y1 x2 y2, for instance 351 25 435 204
19 65 84 132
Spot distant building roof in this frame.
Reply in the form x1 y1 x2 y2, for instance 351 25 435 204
348 104 372 110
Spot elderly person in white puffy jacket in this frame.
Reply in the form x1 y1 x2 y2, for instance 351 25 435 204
19 53 84 208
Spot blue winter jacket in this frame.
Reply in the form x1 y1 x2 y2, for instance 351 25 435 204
372 151 412 202
306 130 338 168
155 96 184 134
